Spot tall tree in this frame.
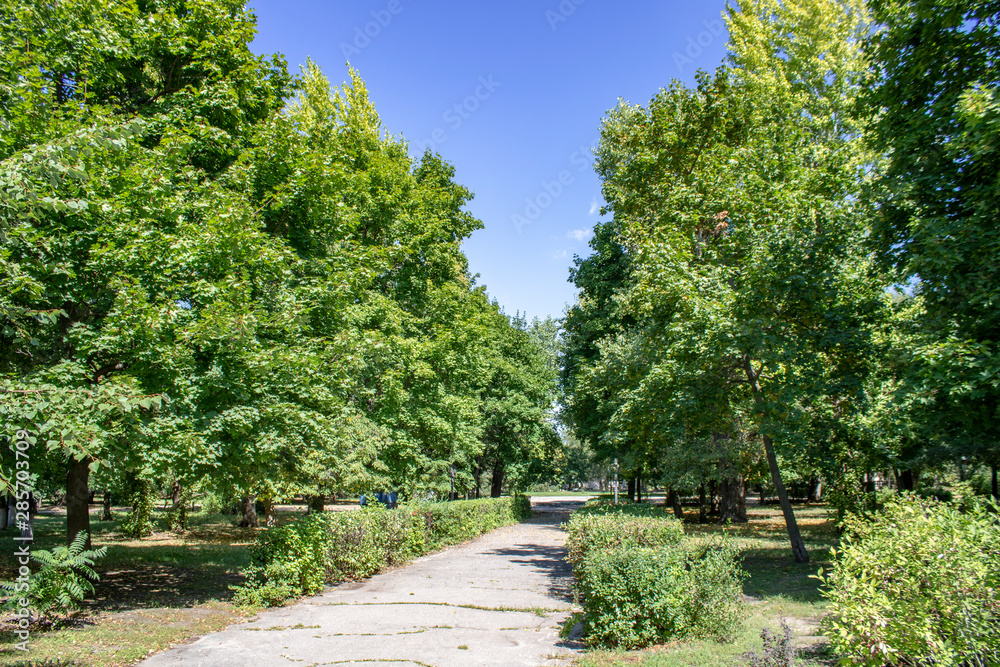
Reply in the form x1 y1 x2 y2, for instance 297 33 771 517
589 0 883 561
0 0 294 543
864 0 1000 476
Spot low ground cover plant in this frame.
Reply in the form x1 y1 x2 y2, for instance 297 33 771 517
234 495 531 606
819 493 1000 667
566 502 746 649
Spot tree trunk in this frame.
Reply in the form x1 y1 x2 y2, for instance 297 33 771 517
709 479 719 516
309 495 325 513
627 477 636 503
67 456 93 548
698 483 707 524
20 493 36 544
0 493 7 530
666 489 685 521
169 482 187 531
992 464 998 501
102 490 113 521
171 482 181 511
763 433 809 561
718 474 748 524
239 495 258 528
808 477 823 502
895 468 918 492
744 356 809 563
260 497 276 527
490 462 505 498
6 495 15 527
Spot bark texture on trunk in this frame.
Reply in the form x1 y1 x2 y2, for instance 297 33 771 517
0 494 7 530
102 490 113 521
718 474 747 524
744 356 809 563
240 495 259 528
627 477 636 503
67 456 93 548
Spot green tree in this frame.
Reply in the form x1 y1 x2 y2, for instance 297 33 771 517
589 0 884 561
0 0 294 543
864 0 1000 485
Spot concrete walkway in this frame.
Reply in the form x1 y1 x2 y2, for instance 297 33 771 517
141 497 588 667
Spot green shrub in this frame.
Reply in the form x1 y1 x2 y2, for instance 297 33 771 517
119 480 155 538
234 495 530 607
576 540 746 648
2 532 107 621
409 494 531 550
819 494 1000 667
325 505 425 581
565 503 684 572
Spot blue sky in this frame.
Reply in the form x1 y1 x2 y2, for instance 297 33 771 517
248 1 730 321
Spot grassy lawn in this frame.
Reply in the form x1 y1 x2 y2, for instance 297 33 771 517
0 508 262 667
574 503 839 667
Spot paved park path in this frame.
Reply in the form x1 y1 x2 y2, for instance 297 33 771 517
142 497 588 667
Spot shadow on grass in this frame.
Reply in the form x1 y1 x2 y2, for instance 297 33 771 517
1 512 255 614
680 503 838 605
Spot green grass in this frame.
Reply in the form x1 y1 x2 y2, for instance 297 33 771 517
574 503 839 667
0 508 261 666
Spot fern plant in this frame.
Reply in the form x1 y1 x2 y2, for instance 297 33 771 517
2 531 108 621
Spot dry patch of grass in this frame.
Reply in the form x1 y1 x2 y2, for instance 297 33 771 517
0 602 252 667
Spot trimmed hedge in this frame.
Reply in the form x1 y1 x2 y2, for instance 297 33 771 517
819 494 1000 667
234 495 531 607
565 502 684 572
577 542 746 648
566 502 745 649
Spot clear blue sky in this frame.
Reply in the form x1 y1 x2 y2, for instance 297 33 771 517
248 0 730 321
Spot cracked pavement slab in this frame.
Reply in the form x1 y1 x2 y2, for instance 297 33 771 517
141 497 589 667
